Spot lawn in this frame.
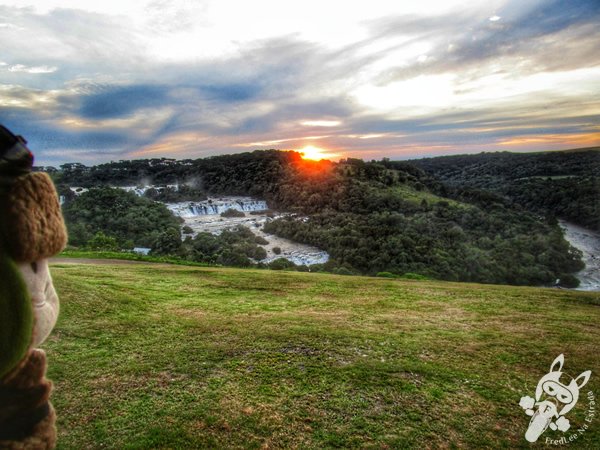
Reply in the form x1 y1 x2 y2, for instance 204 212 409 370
45 262 600 449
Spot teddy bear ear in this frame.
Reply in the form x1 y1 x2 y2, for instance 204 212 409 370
0 252 34 379
3 172 67 262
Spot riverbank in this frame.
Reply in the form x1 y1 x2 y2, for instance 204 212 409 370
559 220 600 291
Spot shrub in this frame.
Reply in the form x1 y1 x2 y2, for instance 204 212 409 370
269 258 296 270
558 274 580 288
401 273 428 280
220 208 245 218
151 228 183 256
255 236 269 245
86 232 119 251
334 267 355 276
376 272 398 278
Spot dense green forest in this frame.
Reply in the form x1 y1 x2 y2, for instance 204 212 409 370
62 187 182 248
51 149 588 286
412 148 600 230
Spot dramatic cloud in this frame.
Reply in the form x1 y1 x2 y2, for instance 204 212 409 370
0 0 598 165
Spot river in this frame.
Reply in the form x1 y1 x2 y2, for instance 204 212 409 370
559 220 600 291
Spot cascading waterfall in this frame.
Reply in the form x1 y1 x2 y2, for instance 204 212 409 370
167 198 268 217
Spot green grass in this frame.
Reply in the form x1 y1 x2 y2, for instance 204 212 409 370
45 262 600 449
390 184 465 207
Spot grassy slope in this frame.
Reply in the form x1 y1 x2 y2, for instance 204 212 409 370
46 262 599 449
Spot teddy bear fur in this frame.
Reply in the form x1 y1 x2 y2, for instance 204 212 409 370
0 171 67 449
3 172 67 263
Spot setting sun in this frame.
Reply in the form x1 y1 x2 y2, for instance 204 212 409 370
299 145 335 161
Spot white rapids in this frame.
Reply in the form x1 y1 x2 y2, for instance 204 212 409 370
559 220 600 291
167 197 268 217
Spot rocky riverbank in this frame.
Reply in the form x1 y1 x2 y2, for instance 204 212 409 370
559 220 600 291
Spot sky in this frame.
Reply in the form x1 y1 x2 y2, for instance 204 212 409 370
0 0 599 166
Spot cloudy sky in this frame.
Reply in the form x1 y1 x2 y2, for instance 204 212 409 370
1 0 599 166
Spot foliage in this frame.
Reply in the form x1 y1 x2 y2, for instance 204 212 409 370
144 184 207 202
62 187 182 248
332 266 355 275
254 236 269 245
504 177 599 231
559 273 580 288
85 231 120 251
263 190 584 285
53 149 589 286
376 272 398 278
220 208 245 218
173 226 268 266
413 149 600 231
151 228 183 256
58 249 210 267
268 258 296 270
401 273 429 280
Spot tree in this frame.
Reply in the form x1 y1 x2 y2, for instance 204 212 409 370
151 228 182 256
269 258 296 270
220 208 245 218
86 232 119 251
558 274 580 288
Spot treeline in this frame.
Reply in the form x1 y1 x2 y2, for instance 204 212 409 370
412 149 600 230
54 150 586 286
412 149 599 186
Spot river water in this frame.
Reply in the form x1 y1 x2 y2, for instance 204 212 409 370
559 220 600 291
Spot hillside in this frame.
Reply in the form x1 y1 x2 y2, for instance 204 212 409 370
412 148 600 231
411 148 600 185
46 261 599 448
49 150 585 286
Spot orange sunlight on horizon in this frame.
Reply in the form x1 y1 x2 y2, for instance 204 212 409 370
299 145 339 161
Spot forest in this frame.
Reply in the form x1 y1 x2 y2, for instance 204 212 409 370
62 187 182 248
49 149 592 286
412 148 600 231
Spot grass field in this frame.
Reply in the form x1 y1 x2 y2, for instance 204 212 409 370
46 262 600 449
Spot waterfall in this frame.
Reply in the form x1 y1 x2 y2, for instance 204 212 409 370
167 197 268 218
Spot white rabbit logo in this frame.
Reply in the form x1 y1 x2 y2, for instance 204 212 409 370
520 354 592 443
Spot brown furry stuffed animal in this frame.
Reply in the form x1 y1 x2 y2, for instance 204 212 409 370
0 125 67 449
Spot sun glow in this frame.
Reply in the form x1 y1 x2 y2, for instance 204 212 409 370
299 145 336 161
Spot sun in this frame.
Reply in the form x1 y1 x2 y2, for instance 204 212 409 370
299 145 330 161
